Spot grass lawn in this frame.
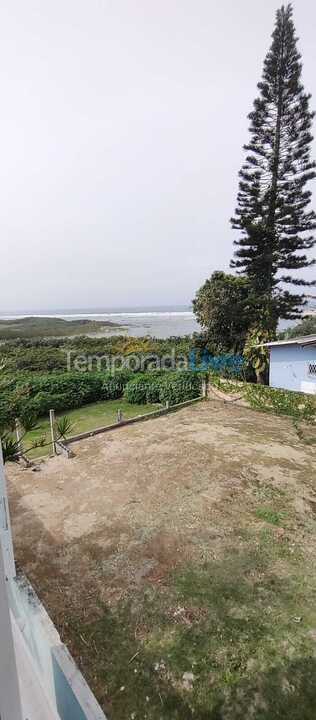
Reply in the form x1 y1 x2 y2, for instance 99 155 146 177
22 399 161 458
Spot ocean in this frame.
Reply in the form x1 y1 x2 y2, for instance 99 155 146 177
1 301 314 338
0 306 200 338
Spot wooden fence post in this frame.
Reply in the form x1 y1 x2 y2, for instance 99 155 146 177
15 418 23 457
49 409 56 455
117 409 123 423
202 378 207 399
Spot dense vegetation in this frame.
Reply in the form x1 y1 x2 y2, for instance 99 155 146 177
124 371 204 405
0 370 133 430
0 335 193 374
0 366 206 431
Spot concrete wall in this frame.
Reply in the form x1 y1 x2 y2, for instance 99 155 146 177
269 344 316 394
1 440 107 720
0 540 23 720
11 574 107 720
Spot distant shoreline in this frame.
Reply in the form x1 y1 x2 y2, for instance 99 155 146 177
0 304 192 316
0 309 199 340
0 316 125 340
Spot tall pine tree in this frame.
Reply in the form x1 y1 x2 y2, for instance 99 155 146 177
231 4 316 332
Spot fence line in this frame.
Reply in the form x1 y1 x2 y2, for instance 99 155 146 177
64 395 205 446
19 390 208 462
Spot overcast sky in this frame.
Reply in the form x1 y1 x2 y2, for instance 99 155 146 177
1 0 315 311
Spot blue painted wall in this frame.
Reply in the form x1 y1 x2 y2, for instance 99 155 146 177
269 344 316 394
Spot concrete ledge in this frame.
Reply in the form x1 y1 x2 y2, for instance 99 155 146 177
11 611 60 720
65 396 205 445
12 574 107 720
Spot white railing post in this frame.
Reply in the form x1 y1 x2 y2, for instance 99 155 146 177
49 410 56 455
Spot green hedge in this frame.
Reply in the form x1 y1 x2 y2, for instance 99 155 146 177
1 368 204 432
101 373 132 400
158 373 202 405
209 372 316 422
0 370 133 430
124 370 204 406
124 376 153 404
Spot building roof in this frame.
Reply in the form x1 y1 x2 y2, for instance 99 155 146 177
263 334 316 348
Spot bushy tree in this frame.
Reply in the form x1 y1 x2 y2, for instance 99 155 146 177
193 271 253 353
231 4 316 331
278 313 316 339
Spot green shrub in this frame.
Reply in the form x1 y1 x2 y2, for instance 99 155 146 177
101 371 133 400
0 381 31 430
124 371 203 406
146 381 161 404
158 373 202 405
0 397 15 431
124 375 152 404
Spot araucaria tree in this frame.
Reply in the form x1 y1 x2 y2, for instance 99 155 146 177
231 4 316 333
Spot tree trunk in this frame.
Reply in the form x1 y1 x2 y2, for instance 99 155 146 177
256 369 266 385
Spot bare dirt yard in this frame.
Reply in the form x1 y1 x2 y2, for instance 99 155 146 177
7 399 316 720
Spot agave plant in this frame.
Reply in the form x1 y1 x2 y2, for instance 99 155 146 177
20 412 40 433
56 415 73 441
0 433 20 463
0 414 47 463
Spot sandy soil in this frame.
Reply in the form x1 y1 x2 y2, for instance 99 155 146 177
7 400 316 619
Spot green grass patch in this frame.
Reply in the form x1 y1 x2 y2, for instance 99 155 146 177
255 507 286 526
22 399 161 458
66 537 316 719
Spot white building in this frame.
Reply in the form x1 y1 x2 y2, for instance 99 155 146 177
265 335 316 394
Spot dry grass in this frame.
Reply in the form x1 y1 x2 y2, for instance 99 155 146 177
7 399 316 719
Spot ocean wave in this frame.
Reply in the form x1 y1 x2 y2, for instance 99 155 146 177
1 311 194 320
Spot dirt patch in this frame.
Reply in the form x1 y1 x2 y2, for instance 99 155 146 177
6 400 316 719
